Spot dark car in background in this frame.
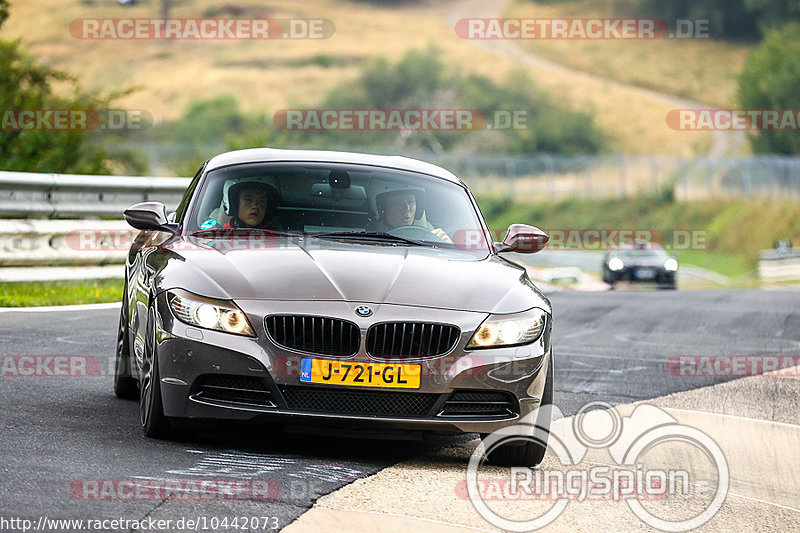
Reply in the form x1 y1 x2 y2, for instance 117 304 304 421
602 243 678 289
114 148 554 466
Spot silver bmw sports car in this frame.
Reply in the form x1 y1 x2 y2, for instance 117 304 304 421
115 148 553 466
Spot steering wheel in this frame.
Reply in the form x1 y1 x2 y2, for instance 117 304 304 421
388 225 449 242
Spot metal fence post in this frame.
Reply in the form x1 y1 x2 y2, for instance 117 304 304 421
650 155 659 193
542 154 555 202
505 156 515 201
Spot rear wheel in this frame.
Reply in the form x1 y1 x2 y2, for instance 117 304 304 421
139 303 172 438
113 282 138 400
483 357 553 467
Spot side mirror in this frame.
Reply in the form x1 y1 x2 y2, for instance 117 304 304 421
496 224 549 254
124 202 178 233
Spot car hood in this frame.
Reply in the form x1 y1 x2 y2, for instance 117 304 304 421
154 235 549 314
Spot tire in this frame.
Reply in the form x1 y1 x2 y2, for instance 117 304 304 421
139 302 172 439
113 282 138 400
483 356 553 467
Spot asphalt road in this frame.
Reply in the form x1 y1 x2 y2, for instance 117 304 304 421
0 289 797 531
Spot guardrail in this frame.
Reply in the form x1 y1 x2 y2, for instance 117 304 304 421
758 250 800 282
0 219 132 267
0 170 190 218
1 169 799 284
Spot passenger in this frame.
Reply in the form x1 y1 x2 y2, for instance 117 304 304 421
223 181 281 230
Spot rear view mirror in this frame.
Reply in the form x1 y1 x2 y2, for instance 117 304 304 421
496 224 549 254
312 183 367 200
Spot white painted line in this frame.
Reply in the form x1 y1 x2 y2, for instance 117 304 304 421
0 302 121 313
723 489 800 513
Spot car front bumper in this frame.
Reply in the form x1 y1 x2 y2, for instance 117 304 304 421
149 294 552 436
607 267 675 285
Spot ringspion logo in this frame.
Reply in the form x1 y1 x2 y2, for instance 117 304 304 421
467 402 729 531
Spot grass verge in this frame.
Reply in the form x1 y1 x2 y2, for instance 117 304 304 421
0 279 123 307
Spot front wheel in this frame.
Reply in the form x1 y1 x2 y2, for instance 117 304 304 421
114 283 138 400
139 303 172 438
483 357 553 467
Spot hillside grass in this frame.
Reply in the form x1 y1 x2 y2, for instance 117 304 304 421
477 194 800 277
3 0 505 120
3 0 711 155
506 0 753 108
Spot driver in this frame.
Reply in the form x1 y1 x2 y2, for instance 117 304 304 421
371 189 452 243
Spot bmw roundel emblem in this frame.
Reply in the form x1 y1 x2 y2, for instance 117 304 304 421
355 305 373 317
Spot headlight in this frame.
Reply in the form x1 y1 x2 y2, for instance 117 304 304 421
664 258 678 272
168 290 254 336
467 308 547 349
608 257 624 271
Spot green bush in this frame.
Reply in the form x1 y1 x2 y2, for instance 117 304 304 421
281 48 606 154
0 1 139 174
0 39 112 174
139 48 607 173
739 22 800 154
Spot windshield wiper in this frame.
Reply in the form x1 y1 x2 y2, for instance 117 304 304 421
309 231 436 248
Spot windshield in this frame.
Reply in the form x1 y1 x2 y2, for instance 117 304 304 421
617 250 667 258
184 162 490 252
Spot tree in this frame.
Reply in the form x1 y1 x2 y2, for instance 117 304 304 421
745 0 800 34
0 0 9 28
738 23 800 153
0 1 115 173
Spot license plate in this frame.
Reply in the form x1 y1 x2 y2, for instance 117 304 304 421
635 268 656 280
299 358 420 389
